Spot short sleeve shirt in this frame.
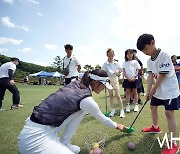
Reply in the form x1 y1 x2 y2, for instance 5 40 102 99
0 62 16 78
122 60 141 79
147 49 179 99
63 55 80 78
102 61 121 77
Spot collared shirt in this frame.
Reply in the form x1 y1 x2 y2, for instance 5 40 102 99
0 62 16 78
63 55 80 78
147 49 179 99
102 61 121 77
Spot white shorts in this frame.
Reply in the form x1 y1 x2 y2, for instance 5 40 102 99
109 76 119 90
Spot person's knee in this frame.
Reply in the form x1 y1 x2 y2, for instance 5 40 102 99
109 92 113 98
165 110 174 119
150 105 157 112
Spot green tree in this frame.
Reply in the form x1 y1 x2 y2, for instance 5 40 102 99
95 64 101 69
52 56 63 73
83 64 94 71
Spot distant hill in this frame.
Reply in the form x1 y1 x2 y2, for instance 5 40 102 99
0 54 58 78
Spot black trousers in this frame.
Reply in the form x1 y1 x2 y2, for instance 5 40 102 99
0 78 20 108
65 76 78 85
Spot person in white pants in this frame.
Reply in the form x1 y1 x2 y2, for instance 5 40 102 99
18 69 126 154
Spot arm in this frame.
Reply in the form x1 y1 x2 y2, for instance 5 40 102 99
8 69 15 85
123 68 130 81
146 72 153 99
80 97 125 131
77 65 81 72
149 73 166 98
133 69 139 80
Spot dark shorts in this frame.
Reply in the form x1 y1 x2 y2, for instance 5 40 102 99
150 95 180 110
122 79 140 89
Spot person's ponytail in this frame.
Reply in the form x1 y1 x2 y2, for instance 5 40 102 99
80 71 92 88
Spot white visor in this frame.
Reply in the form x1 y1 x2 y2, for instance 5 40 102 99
89 73 113 90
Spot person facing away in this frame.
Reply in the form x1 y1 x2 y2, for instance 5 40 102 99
122 49 141 113
18 69 126 154
63 44 81 85
0 57 23 111
137 33 180 154
102 48 125 118
171 55 180 89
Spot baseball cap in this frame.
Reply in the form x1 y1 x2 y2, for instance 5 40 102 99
89 73 113 90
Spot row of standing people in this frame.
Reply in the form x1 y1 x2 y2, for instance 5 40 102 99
63 44 145 118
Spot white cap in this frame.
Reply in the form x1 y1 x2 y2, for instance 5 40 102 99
89 73 113 90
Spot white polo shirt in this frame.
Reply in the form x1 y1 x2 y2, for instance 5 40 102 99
147 49 179 99
63 55 80 78
102 61 121 77
122 60 141 79
0 62 16 79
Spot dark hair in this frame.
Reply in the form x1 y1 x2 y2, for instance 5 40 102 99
132 49 137 53
137 34 154 51
80 69 108 88
64 44 73 50
11 57 20 62
106 48 114 55
10 57 21 65
124 49 135 61
171 55 176 60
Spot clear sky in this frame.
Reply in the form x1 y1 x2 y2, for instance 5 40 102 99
0 0 180 69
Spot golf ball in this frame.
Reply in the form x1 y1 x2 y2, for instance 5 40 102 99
93 143 99 149
128 142 135 150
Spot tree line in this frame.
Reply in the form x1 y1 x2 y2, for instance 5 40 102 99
0 54 147 79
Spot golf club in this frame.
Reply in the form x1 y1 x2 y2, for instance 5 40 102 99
104 87 110 117
124 99 149 134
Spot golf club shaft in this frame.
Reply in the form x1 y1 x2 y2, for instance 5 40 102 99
105 88 107 112
130 99 149 128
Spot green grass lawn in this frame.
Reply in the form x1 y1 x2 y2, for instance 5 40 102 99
0 83 179 154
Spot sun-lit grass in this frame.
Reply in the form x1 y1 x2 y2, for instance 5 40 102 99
0 83 179 154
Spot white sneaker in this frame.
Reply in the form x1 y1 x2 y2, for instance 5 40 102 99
65 143 80 154
120 109 125 118
126 104 130 113
0 108 4 112
134 104 139 112
109 111 116 117
11 104 23 109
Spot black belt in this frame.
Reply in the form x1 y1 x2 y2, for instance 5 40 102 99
30 113 45 125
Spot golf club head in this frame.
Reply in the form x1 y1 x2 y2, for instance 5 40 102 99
104 111 110 117
123 126 134 134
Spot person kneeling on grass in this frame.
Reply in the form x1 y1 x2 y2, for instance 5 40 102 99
137 33 180 154
18 69 126 154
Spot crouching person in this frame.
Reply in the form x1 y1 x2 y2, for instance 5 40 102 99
18 69 126 154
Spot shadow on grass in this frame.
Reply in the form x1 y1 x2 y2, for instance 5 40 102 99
80 114 96 124
105 133 131 146
120 133 162 154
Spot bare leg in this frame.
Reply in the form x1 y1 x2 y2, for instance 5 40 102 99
108 89 114 109
126 88 131 103
132 88 138 104
114 89 123 109
165 110 176 138
151 105 158 126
